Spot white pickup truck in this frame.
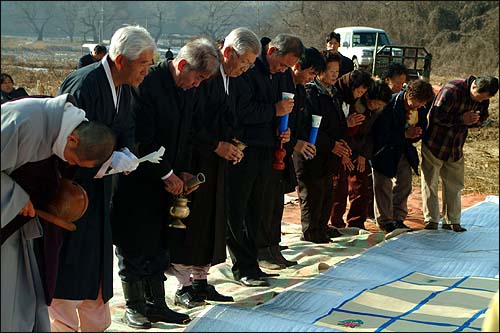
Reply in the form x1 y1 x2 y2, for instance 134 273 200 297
334 26 403 70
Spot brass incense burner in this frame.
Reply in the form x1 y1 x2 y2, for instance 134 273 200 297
168 173 205 229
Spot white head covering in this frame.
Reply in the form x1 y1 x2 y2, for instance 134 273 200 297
52 102 88 161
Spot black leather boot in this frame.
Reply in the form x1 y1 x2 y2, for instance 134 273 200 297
192 279 234 302
121 280 152 329
143 279 191 325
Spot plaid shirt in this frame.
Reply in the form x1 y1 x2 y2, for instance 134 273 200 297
423 76 489 161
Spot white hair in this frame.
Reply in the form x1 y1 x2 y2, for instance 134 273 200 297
108 25 156 61
223 27 261 56
176 37 219 75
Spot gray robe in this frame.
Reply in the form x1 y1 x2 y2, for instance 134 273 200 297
1 94 70 332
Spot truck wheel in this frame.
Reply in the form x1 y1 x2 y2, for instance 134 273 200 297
353 58 359 70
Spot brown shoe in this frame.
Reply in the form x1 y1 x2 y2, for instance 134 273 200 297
424 222 439 230
442 224 467 232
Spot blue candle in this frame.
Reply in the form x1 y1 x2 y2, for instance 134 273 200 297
308 115 322 144
278 113 289 133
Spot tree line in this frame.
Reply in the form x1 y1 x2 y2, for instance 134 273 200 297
1 1 498 75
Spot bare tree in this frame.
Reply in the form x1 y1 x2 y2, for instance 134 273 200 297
79 2 101 42
184 1 242 40
275 1 369 49
55 2 79 42
17 2 53 41
146 1 176 44
79 2 127 42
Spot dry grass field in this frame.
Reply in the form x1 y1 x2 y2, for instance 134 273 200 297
1 36 498 195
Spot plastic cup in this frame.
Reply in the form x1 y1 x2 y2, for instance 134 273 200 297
311 115 322 128
282 92 295 100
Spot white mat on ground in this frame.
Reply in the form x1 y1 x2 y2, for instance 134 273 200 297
186 196 499 332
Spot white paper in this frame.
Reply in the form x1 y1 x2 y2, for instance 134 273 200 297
103 146 165 176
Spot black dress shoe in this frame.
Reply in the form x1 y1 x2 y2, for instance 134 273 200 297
258 258 286 270
327 226 342 238
257 271 280 279
269 245 297 267
174 287 207 309
258 247 286 270
442 224 467 232
394 220 412 231
424 221 439 230
300 235 331 243
192 280 234 302
377 221 396 233
239 276 270 287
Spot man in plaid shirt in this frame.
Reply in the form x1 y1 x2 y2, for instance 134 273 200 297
421 75 498 232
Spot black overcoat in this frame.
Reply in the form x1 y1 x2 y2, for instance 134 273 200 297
54 61 133 302
169 71 241 266
236 43 283 149
293 81 346 181
111 60 196 256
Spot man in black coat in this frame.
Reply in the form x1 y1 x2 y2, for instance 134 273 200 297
325 31 354 78
294 52 351 243
110 37 219 328
371 79 434 233
167 27 261 309
256 47 325 269
78 44 107 69
49 26 155 332
226 34 303 287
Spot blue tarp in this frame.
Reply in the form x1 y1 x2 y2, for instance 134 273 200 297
187 196 499 332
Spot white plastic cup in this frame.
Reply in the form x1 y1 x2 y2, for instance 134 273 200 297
311 115 322 128
282 92 295 100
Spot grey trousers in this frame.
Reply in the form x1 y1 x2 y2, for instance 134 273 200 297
166 263 211 289
372 155 413 225
420 143 464 225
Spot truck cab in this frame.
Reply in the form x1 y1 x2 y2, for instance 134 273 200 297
334 27 402 70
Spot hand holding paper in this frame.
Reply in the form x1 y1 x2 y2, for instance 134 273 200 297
111 148 139 173
96 146 166 177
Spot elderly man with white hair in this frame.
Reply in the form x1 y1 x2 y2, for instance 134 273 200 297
49 25 156 332
165 27 261 310
111 36 220 328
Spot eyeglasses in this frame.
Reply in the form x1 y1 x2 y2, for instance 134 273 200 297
233 49 253 70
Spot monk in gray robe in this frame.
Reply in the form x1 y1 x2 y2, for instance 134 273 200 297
1 94 115 332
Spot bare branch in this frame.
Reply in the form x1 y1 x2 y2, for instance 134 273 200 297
17 3 53 41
